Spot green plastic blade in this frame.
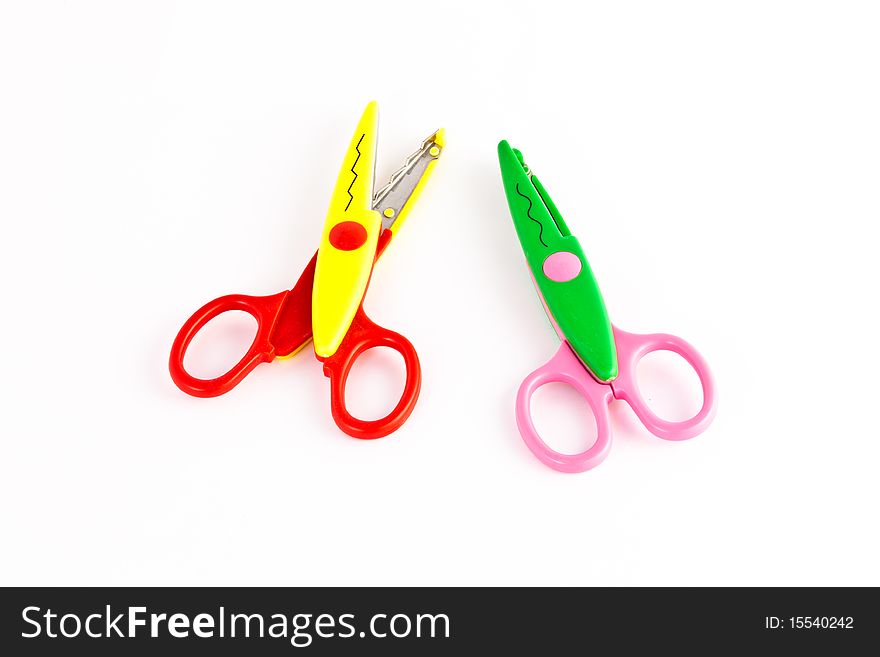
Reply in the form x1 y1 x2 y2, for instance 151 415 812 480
497 140 618 382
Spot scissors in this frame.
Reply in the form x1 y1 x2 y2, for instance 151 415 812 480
169 102 444 439
497 141 717 472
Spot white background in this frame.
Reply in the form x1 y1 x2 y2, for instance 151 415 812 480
1 1 878 586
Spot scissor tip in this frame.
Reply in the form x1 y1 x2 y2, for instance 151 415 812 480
498 140 529 174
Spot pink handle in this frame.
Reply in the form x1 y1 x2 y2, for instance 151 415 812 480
610 326 717 440
515 341 613 473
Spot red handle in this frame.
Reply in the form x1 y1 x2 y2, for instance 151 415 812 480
320 305 422 439
169 252 318 398
169 291 289 397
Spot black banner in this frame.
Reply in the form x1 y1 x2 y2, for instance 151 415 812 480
1 587 875 654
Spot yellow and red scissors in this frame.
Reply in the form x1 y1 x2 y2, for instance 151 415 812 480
169 102 444 438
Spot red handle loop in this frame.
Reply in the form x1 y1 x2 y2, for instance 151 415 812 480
320 306 422 439
169 291 288 397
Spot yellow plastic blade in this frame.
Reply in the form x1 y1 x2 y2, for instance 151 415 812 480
312 102 382 358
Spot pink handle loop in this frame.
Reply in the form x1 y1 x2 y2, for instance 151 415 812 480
610 326 717 440
169 291 287 397
515 342 613 473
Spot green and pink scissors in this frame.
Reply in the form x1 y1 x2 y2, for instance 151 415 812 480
498 141 717 473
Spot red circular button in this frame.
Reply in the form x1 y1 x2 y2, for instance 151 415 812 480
328 221 368 251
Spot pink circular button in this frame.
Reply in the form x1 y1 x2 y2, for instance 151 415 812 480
328 221 368 251
543 251 582 282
